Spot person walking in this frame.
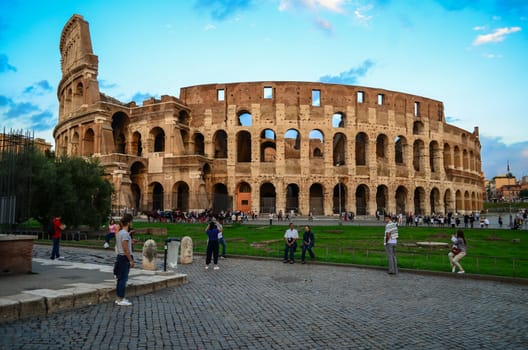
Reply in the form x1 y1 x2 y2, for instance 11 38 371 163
283 222 298 264
301 225 315 264
114 214 134 306
384 214 398 274
103 218 118 249
50 216 65 260
205 221 220 270
448 230 467 274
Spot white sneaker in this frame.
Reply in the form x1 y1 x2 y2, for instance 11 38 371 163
116 299 132 306
205 266 209 270
457 271 465 274
103 242 109 249
452 266 456 273
213 265 219 270
57 256 64 260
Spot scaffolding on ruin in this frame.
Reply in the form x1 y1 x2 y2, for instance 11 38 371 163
0 128 34 226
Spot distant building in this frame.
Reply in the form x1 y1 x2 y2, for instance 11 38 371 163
0 132 52 154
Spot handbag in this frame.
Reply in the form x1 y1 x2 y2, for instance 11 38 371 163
451 247 461 255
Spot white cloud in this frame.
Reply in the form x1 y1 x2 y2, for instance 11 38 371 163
278 0 346 13
472 26 522 46
204 24 217 31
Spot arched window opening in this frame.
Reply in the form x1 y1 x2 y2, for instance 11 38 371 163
309 130 324 159
333 183 347 214
83 129 94 156
356 185 369 215
237 131 252 162
355 132 368 166
285 184 300 214
309 183 324 215
214 130 228 158
194 133 205 155
260 129 276 162
333 133 346 166
260 183 276 213
238 111 252 126
284 129 300 159
132 132 142 156
332 112 345 128
151 127 165 152
413 140 424 172
395 136 406 165
112 112 130 154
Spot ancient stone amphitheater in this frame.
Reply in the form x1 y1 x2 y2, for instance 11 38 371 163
54 14 484 217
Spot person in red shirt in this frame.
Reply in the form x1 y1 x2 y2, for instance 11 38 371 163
51 216 65 260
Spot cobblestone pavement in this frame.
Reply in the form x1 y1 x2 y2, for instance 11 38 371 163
1 246 527 349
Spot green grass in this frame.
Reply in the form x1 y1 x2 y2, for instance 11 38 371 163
41 222 528 278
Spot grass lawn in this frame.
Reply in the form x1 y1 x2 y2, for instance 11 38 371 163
50 222 528 278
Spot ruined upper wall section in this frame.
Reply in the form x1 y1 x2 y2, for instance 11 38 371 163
59 14 98 77
179 81 446 125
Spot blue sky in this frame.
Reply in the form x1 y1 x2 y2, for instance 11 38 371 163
1 0 527 180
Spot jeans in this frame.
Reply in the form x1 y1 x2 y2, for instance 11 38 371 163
301 244 315 261
115 255 131 298
105 232 115 243
206 240 219 265
284 243 296 261
218 237 226 257
385 243 398 274
51 237 60 259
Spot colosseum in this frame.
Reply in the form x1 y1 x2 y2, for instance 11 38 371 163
54 14 484 217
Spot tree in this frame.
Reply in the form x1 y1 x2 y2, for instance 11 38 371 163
13 150 114 229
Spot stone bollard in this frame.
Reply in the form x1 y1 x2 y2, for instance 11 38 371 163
142 239 157 270
180 236 193 264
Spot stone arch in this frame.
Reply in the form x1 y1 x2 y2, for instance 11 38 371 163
285 183 300 213
236 181 252 213
238 111 252 126
376 134 388 159
260 182 276 213
213 183 229 212
83 128 94 156
464 191 470 213
260 129 276 162
376 185 389 215
333 183 347 214
178 110 190 124
284 129 300 159
130 161 147 210
332 112 345 128
237 131 252 162
132 131 142 156
356 184 369 215
429 141 440 173
463 149 469 170
443 143 452 169
150 127 165 152
413 139 425 172
471 192 477 211
355 132 368 166
430 187 441 215
414 187 426 215
193 133 204 155
395 186 408 215
149 182 164 211
455 190 463 213
413 121 424 135
333 132 347 166
172 181 189 211
309 129 324 159
395 136 407 165
454 146 461 168
71 131 79 156
111 112 130 154
214 130 228 158
76 82 83 96
309 183 324 215
444 189 453 214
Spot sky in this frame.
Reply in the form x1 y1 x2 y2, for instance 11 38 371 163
0 0 527 180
